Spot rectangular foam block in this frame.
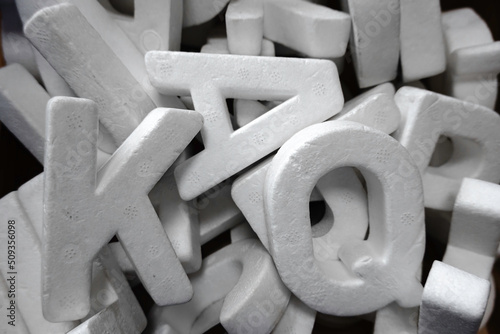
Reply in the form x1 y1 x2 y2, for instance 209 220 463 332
443 178 500 279
0 64 49 163
341 0 401 88
419 261 490 334
264 0 351 58
399 0 446 82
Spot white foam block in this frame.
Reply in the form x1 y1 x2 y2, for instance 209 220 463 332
42 97 202 321
69 246 146 334
199 181 246 245
341 0 401 88
263 0 351 58
393 87 500 211
0 64 49 163
110 152 202 275
448 42 500 110
0 64 111 166
1 277 30 334
233 161 368 260
66 0 185 108
313 167 369 262
201 31 278 147
202 37 275 56
33 49 76 97
226 0 264 56
232 84 400 251
439 8 500 109
27 1 186 129
2 177 135 332
442 9 493 53
146 51 343 200
14 0 59 23
449 42 500 77
329 84 400 135
1 4 39 79
272 296 316 334
231 159 273 248
399 0 446 82
358 81 396 96
0 176 77 333
230 222 258 243
107 0 134 14
68 304 121 334
374 302 418 334
25 3 158 145
201 33 276 133
111 0 183 53
148 239 290 334
233 99 273 128
443 178 500 280
419 261 490 334
9 2 116 154
14 0 76 97
149 152 202 273
201 34 278 137
265 121 424 315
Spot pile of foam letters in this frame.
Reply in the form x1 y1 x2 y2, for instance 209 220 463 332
1 0 500 333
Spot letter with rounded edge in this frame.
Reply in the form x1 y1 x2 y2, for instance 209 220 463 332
147 239 290 334
265 121 425 315
42 97 203 321
393 87 500 211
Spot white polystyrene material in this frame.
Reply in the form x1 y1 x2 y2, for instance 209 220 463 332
0 64 49 163
393 87 500 211
148 240 290 334
265 121 424 315
263 0 351 58
68 246 147 334
0 182 78 333
25 3 156 146
399 0 446 82
111 0 182 53
183 0 230 27
442 178 500 328
226 1 264 56
3 1 500 331
272 296 316 334
25 2 185 145
14 0 76 97
232 83 400 253
42 97 202 321
146 51 343 200
202 38 275 56
1 4 39 79
341 0 400 88
111 151 203 275
438 8 500 109
443 178 500 279
149 170 202 274
1 277 30 334
199 181 246 245
374 303 418 334
419 261 490 334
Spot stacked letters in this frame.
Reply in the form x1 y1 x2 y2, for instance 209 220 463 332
0 1 499 333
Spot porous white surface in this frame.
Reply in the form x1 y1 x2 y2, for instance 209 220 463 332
419 261 490 334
